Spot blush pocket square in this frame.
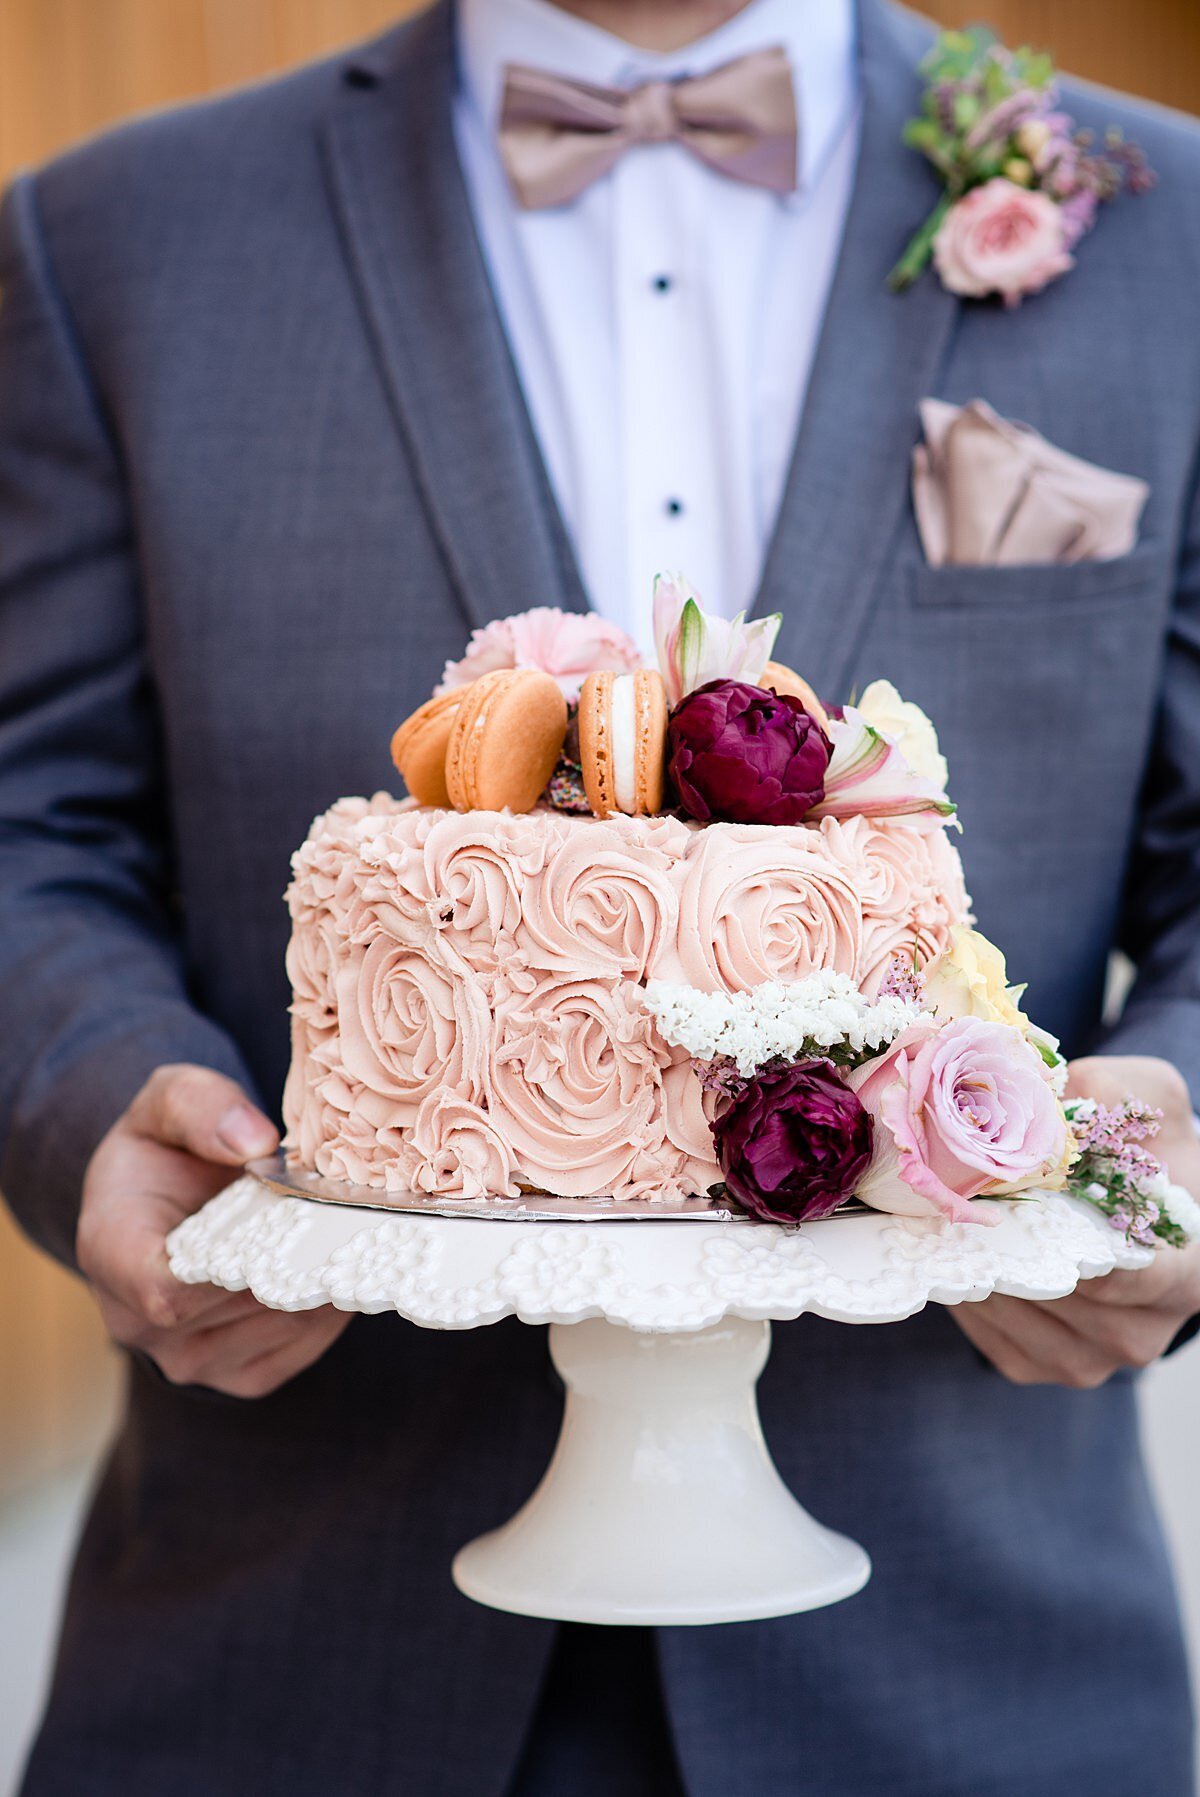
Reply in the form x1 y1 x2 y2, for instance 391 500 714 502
912 398 1150 567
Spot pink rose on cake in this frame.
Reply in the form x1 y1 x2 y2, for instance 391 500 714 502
664 824 862 993
404 1092 521 1199
849 1017 1070 1225
644 1048 722 1199
820 815 972 995
932 178 1074 306
516 814 687 980
352 807 445 935
286 913 346 1028
298 1063 404 1188
335 937 490 1122
488 973 666 1196
290 803 441 950
435 607 642 704
421 809 566 975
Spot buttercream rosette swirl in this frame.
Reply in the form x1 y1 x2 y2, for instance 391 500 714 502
334 935 491 1125
662 823 864 993
487 971 672 1196
515 814 688 979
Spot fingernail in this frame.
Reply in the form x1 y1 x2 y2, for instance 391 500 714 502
217 1104 279 1160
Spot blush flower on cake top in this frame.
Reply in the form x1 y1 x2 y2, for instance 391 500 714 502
435 606 642 703
653 573 781 708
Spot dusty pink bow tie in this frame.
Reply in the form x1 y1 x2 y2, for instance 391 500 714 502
498 45 798 209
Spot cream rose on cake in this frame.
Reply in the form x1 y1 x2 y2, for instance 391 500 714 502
290 802 442 965
352 806 444 937
648 1050 722 1197
488 972 669 1196
663 823 863 993
516 814 688 980
334 935 491 1123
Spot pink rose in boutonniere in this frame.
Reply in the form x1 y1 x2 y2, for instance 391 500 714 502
932 178 1073 303
890 27 1154 305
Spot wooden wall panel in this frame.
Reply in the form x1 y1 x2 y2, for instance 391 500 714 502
925 1 1200 117
2 3 1195 190
0 0 1196 1495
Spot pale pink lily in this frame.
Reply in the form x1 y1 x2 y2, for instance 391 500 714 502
652 573 781 708
809 707 955 822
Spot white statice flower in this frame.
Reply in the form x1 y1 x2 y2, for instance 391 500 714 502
642 973 927 1077
1145 1170 1200 1243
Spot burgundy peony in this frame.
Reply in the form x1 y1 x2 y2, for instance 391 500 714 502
713 1060 873 1224
667 679 831 826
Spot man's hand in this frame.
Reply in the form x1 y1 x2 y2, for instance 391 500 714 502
954 1055 1200 1388
77 1064 351 1398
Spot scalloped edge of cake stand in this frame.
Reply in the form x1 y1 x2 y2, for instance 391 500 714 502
167 1177 1152 1334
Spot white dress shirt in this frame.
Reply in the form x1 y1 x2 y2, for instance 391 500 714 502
454 0 860 653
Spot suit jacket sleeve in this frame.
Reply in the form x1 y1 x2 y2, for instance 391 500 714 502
0 174 256 1269
1095 448 1200 1100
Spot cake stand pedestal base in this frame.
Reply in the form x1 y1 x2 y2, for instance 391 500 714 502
453 1315 869 1625
168 1173 1151 1626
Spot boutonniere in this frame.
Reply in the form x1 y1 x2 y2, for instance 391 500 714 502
889 26 1154 306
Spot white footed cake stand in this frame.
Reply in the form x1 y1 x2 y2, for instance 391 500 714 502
167 1165 1150 1627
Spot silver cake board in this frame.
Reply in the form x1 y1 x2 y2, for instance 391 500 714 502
248 1156 875 1225
249 1156 739 1222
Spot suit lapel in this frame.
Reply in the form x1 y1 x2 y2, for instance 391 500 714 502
322 1 588 633
755 0 960 700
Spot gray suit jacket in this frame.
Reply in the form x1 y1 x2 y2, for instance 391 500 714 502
1 2 1197 1791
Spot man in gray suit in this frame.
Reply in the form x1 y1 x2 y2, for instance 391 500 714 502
2 0 1200 1791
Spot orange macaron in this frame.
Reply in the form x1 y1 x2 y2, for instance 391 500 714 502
444 668 568 813
760 660 831 730
390 688 464 808
577 669 668 819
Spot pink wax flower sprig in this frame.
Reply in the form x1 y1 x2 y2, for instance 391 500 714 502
1064 1096 1200 1249
653 573 781 708
876 949 927 1009
890 26 1153 305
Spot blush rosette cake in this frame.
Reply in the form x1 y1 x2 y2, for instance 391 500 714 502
282 577 1200 1249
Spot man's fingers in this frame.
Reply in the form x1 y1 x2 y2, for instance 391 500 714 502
954 1304 1049 1385
150 1305 323 1386
1023 1291 1176 1369
210 1310 352 1400
97 1283 262 1347
126 1064 279 1166
955 1294 1113 1387
152 1306 351 1398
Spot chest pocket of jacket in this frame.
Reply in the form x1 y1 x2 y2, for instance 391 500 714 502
909 541 1169 615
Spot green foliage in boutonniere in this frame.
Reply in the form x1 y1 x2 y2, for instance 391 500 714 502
891 26 1154 306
